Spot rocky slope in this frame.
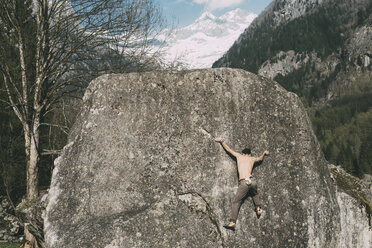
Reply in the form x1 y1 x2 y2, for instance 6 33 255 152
44 68 371 247
328 164 372 247
213 0 372 103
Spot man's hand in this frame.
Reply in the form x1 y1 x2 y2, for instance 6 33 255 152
264 151 269 156
215 138 238 157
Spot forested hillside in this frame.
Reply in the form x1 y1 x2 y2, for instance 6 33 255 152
312 93 372 175
213 0 372 176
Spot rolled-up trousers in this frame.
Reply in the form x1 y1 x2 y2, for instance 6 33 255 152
229 177 261 223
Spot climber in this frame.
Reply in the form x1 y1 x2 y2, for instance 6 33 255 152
215 137 269 231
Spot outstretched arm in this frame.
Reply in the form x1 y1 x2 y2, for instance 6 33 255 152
215 138 239 157
255 151 269 162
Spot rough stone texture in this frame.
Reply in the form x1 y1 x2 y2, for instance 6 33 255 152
45 68 369 248
328 165 372 248
335 193 371 248
270 0 324 27
0 196 23 242
258 51 330 80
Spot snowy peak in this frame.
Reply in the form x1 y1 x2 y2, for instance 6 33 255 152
196 11 217 22
220 8 254 23
162 9 257 69
179 8 257 38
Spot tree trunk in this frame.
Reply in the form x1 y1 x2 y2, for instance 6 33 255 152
23 120 42 248
27 142 39 200
25 119 40 201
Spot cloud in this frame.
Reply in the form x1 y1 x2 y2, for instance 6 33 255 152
166 0 188 5
193 0 244 10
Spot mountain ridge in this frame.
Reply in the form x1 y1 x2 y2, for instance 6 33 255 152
160 9 257 69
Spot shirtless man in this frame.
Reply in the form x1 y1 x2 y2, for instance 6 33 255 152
215 138 269 231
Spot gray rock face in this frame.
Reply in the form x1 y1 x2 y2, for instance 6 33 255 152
335 193 371 247
258 51 326 80
45 68 367 247
328 165 372 248
271 0 324 27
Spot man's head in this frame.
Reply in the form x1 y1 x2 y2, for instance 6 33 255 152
241 148 251 155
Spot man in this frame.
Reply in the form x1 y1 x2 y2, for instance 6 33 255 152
215 137 269 231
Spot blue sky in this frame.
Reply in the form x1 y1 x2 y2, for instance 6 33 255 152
161 0 273 27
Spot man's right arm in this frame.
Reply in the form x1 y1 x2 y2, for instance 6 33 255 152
215 138 239 157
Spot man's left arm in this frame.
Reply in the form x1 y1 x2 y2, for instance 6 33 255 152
255 151 269 163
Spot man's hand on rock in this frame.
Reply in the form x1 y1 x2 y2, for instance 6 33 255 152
264 151 269 156
215 137 223 143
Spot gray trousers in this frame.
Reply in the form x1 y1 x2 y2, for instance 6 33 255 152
229 178 261 223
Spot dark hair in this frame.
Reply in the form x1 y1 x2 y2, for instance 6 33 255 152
241 148 251 154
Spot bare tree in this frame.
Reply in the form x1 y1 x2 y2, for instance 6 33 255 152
0 0 168 201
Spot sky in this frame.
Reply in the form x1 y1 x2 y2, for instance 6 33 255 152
161 0 273 27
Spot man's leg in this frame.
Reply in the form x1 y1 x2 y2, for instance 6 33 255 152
229 182 249 223
250 180 262 216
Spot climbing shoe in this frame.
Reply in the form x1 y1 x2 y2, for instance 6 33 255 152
256 207 262 218
223 222 236 231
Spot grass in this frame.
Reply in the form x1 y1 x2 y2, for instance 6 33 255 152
0 243 22 248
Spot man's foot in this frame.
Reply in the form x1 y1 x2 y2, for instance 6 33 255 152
256 207 262 218
223 221 236 231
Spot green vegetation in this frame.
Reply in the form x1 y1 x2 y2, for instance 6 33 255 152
215 0 364 72
274 63 309 96
214 0 372 104
0 243 21 248
274 61 342 106
311 93 372 176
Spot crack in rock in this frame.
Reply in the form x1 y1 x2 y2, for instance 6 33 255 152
177 191 225 247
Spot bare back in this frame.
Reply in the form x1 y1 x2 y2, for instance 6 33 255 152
215 138 268 179
236 154 257 180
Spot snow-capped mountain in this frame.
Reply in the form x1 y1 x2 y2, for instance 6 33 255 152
162 9 257 69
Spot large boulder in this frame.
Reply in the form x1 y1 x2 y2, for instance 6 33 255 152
44 68 370 247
